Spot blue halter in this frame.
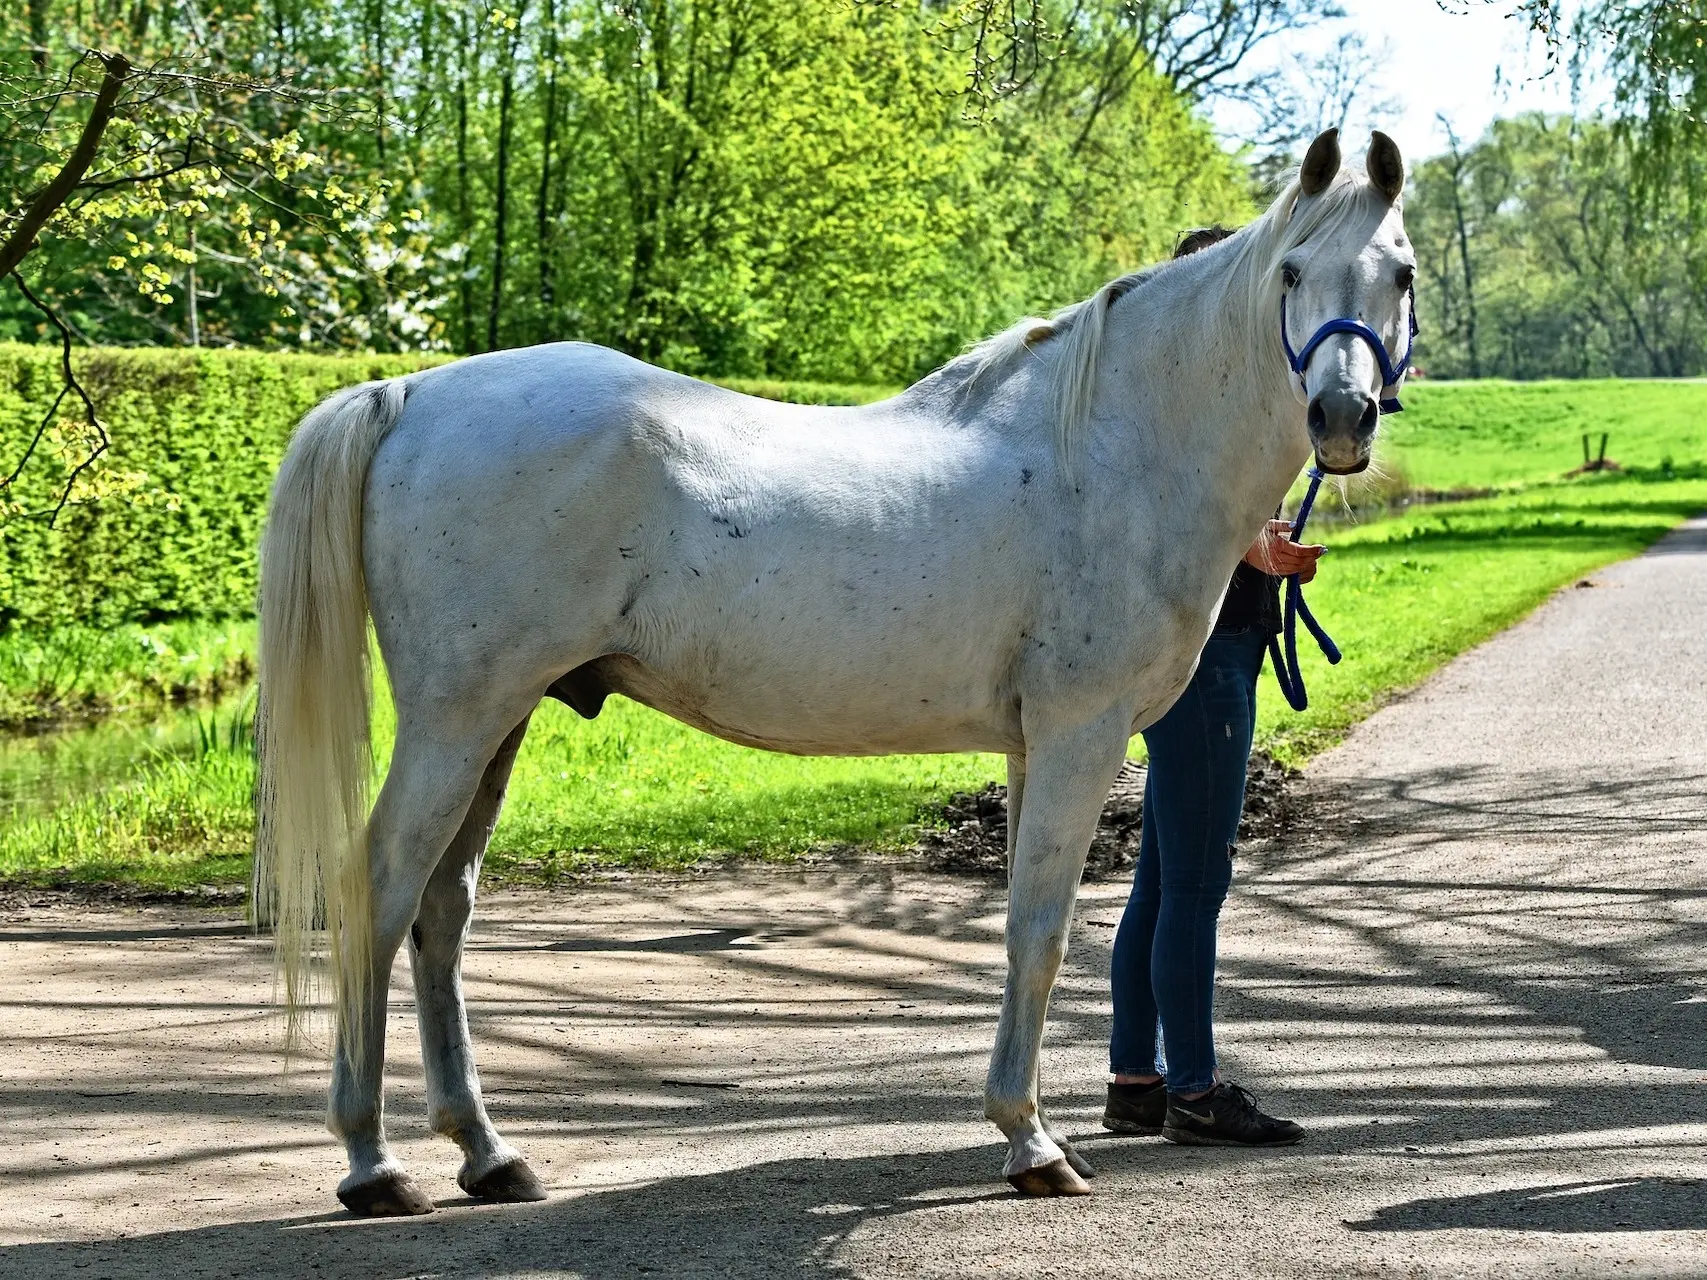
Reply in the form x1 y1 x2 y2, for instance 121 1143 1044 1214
1267 286 1419 710
1281 285 1418 414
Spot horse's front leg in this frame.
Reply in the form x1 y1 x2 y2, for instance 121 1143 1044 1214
986 706 1131 1197
409 717 546 1202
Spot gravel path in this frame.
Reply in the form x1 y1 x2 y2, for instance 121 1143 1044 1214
2 519 1704 1278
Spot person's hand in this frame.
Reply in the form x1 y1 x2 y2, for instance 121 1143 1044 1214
1244 519 1325 583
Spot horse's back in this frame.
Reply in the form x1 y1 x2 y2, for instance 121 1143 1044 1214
376 342 931 514
393 341 810 454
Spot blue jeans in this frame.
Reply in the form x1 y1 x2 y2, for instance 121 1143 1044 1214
1108 628 1266 1093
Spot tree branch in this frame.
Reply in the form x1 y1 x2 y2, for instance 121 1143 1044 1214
0 51 131 281
4 273 110 528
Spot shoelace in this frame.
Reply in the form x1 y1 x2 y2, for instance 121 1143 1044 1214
1216 1082 1261 1116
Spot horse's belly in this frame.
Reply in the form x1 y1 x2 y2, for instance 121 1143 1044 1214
588 650 1021 757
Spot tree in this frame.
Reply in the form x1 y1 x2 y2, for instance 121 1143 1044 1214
3 0 1260 386
921 0 1343 108
1501 1 1707 206
1404 112 1707 379
1436 119 1483 378
0 7 425 523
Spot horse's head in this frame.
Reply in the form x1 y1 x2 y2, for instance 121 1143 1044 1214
1279 128 1416 475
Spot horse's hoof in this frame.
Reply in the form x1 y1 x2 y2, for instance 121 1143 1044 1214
1007 1158 1092 1197
338 1171 436 1217
1059 1141 1095 1180
460 1156 548 1203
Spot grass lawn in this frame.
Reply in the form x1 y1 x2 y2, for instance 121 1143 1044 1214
0 683 997 887
5 464 1702 890
1385 379 1707 488
3 379 1705 889
1253 467 1707 763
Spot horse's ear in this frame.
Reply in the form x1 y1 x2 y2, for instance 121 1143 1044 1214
1300 128 1341 197
1367 130 1405 203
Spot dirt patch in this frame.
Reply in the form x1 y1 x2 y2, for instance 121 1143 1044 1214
917 751 1300 881
0 880 247 917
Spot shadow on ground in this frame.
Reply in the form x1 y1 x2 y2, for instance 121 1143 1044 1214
3 751 1706 1277
1348 1177 1707 1233
0 1142 1017 1280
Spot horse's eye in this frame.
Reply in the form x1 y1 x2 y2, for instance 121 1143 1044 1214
1396 265 1415 290
1281 265 1300 289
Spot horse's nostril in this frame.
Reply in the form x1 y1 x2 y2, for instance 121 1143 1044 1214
1306 398 1327 435
1357 397 1380 437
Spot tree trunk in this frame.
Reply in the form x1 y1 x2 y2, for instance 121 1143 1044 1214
373 0 388 165
28 0 49 70
456 18 474 352
1441 125 1482 379
487 24 522 353
414 0 436 136
536 0 560 339
0 54 131 281
186 222 200 347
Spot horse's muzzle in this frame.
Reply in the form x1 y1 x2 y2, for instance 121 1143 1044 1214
1307 389 1377 475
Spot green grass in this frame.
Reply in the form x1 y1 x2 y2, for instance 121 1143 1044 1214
1385 379 1707 489
0 682 999 888
7 464 1702 890
4 379 1706 890
1253 466 1707 764
0 619 256 729
0 699 258 887
483 701 995 879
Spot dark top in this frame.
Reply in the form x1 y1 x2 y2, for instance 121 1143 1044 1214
1214 560 1282 635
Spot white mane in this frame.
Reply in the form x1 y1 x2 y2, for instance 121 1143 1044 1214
949 168 1393 476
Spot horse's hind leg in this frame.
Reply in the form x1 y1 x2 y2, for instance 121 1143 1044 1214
408 715 546 1202
329 701 534 1217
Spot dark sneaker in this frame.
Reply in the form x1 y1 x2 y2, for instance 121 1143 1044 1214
1161 1082 1305 1147
1102 1080 1167 1135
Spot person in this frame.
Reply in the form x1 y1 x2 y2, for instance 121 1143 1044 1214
1102 225 1325 1147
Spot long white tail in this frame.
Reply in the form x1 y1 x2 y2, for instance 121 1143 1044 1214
256 378 406 1055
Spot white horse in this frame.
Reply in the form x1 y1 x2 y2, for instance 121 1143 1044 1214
256 128 1413 1213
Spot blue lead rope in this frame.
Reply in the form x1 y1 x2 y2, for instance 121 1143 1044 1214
1266 285 1421 710
1266 466 1341 712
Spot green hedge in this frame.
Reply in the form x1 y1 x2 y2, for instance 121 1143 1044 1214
713 376 897 406
0 346 443 629
0 344 896 631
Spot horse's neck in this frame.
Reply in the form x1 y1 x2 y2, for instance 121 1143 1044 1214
1094 265 1307 533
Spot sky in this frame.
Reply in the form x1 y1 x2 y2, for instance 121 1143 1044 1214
1211 0 1610 160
